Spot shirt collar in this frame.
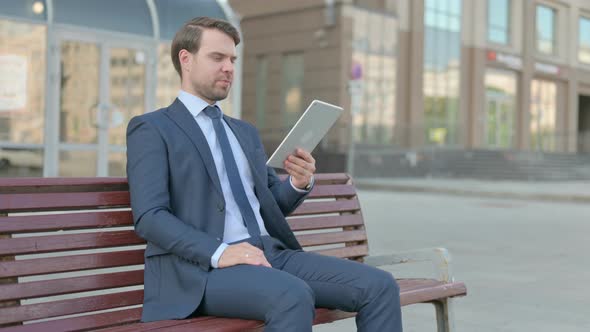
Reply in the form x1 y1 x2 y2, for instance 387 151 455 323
177 90 221 118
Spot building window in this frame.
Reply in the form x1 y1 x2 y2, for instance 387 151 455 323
0 19 47 177
484 69 517 148
488 0 510 45
59 40 100 145
281 53 304 129
0 19 46 144
156 43 180 109
530 79 557 151
423 0 462 146
255 56 268 130
108 47 146 151
580 16 590 64
536 5 556 55
350 9 397 145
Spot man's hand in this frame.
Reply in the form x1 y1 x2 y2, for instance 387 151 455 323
284 148 316 190
217 242 271 268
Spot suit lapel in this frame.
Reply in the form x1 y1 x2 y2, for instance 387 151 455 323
164 99 223 197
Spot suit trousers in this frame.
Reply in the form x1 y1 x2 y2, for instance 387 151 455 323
195 235 403 332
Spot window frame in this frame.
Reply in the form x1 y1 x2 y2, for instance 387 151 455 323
280 52 305 129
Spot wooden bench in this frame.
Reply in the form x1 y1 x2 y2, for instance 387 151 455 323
0 173 467 331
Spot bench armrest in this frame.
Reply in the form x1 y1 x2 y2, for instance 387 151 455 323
364 247 454 282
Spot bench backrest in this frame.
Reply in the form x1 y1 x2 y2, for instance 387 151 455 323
0 173 367 328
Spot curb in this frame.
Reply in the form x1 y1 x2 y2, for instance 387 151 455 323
355 182 590 204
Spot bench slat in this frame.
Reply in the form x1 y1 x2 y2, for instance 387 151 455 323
0 231 144 256
290 199 360 216
0 192 130 213
101 308 357 332
0 270 144 302
0 308 143 332
145 318 263 332
101 281 466 331
397 279 442 291
398 279 467 306
315 245 369 259
296 230 367 247
0 244 367 280
0 211 133 234
0 178 128 194
0 290 144 325
287 215 364 231
0 249 145 279
0 177 127 188
93 317 219 332
0 174 348 194
88 317 215 332
6 308 354 332
84 280 465 332
0 279 466 328
0 243 368 279
306 185 356 199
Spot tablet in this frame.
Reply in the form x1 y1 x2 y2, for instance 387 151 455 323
266 100 343 169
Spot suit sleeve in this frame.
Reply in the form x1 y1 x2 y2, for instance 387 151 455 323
126 115 222 271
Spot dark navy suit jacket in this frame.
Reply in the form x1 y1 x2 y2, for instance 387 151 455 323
126 99 308 322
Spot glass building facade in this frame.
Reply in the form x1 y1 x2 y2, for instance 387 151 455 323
530 79 558 152
0 0 238 177
423 0 462 146
580 16 590 64
484 69 517 148
350 7 397 146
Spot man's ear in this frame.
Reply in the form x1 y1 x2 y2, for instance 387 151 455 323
179 49 192 74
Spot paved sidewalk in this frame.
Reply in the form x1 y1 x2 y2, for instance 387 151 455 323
315 189 590 331
356 178 590 203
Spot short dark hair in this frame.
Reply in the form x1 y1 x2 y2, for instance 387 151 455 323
171 17 241 79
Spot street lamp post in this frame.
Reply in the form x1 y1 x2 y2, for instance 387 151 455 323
347 61 363 177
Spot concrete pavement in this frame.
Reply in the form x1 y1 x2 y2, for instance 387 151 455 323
314 188 590 331
356 178 590 203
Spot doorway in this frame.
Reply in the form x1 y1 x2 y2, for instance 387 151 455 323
578 94 590 154
47 29 154 176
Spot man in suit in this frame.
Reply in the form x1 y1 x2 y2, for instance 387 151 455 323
126 17 402 331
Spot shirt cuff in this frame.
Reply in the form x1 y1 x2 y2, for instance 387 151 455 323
210 243 229 268
290 175 314 193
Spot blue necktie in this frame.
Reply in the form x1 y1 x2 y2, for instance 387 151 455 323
203 105 261 236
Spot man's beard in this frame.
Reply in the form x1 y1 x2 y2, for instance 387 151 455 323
194 81 230 102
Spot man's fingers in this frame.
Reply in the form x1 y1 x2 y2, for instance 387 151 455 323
295 149 315 163
218 243 270 268
286 154 316 174
287 155 308 168
285 160 309 176
243 253 271 267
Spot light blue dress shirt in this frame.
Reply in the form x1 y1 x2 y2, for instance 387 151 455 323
177 91 312 268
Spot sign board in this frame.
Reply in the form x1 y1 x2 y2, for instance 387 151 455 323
534 62 560 75
487 51 523 70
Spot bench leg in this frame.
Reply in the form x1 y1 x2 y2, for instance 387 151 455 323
432 298 455 332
